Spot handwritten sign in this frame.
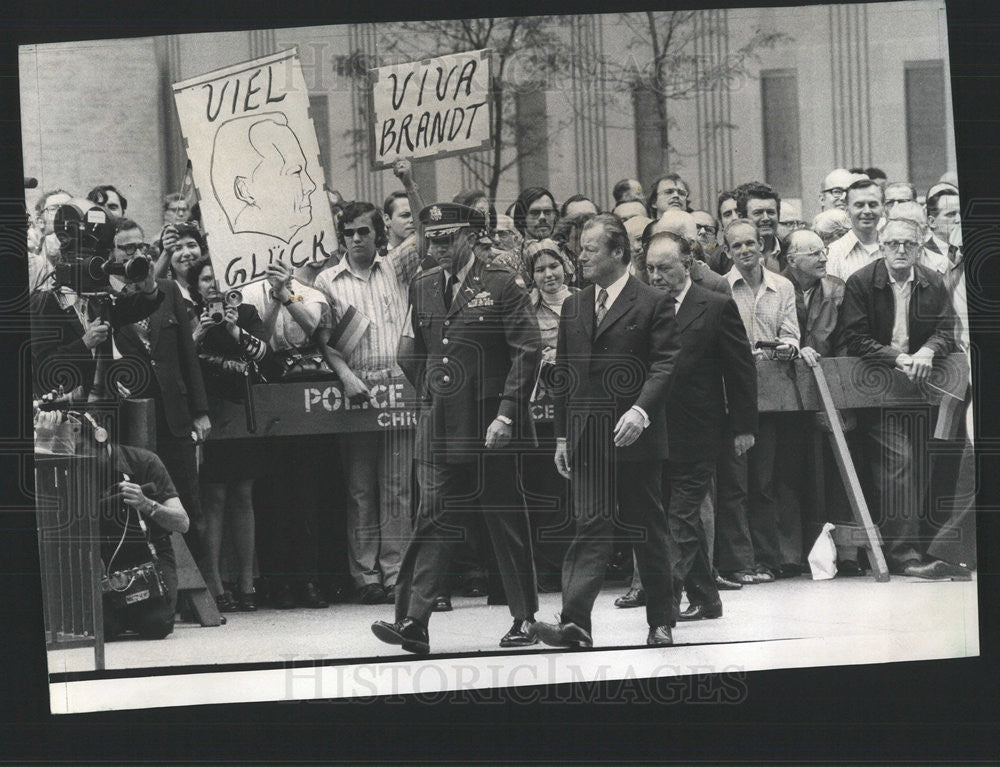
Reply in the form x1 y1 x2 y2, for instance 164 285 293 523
368 49 493 170
172 49 338 290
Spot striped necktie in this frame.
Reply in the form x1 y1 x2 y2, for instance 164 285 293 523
595 288 608 326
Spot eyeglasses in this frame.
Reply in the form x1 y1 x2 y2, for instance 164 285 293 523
527 208 556 219
167 205 189 213
117 242 151 256
696 223 718 236
342 226 372 238
791 248 825 259
883 240 921 253
822 187 848 198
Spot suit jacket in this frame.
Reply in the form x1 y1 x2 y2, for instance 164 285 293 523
839 259 957 362
691 260 731 296
667 281 758 461
29 287 163 397
403 259 541 463
554 275 679 462
113 279 209 438
782 270 846 357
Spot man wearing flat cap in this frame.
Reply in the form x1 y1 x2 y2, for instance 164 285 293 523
371 202 542 655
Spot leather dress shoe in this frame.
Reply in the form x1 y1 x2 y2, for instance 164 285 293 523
752 566 775 583
678 601 723 621
714 573 743 591
381 585 396 604
614 587 646 609
500 618 539 648
235 589 258 612
299 582 329 608
531 620 593 649
432 595 453 612
371 618 430 655
903 559 973 581
646 625 673 646
357 583 386 605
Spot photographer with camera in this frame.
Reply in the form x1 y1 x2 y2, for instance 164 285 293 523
97 439 191 640
29 200 162 400
187 260 270 612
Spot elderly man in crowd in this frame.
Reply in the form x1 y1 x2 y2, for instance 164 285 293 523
818 168 856 211
883 181 917 216
614 209 731 608
616 231 757 617
839 217 970 580
779 229 849 569
720 218 800 584
826 178 885 281
692 209 729 275
812 207 852 247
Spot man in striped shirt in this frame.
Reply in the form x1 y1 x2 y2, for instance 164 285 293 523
314 200 421 606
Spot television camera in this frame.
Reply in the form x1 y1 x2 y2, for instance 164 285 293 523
52 199 151 296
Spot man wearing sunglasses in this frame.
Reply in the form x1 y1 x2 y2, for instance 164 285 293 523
314 200 420 607
839 218 967 580
372 202 542 655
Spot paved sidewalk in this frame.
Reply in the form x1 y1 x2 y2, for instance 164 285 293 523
48 573 979 674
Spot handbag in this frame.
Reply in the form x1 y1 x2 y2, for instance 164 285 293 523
101 502 166 610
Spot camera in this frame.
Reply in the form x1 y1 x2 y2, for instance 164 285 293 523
52 199 150 294
206 289 243 325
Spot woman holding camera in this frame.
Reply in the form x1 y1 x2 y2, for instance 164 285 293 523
157 222 209 322
188 260 270 612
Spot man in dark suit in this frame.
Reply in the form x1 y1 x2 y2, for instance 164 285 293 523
533 214 680 648
839 217 969 580
644 232 757 619
616 214 737 609
111 219 211 562
371 202 541 655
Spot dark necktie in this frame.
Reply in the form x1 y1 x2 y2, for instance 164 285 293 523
444 273 459 311
595 288 608 327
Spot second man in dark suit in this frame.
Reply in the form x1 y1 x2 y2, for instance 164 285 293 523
644 231 757 620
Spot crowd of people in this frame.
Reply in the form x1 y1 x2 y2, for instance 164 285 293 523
27 156 975 649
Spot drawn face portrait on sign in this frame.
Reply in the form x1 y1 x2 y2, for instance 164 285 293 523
211 112 316 242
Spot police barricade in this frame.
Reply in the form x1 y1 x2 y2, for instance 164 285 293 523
207 355 970 439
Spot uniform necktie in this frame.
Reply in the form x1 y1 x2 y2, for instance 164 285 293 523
595 288 608 326
444 273 459 311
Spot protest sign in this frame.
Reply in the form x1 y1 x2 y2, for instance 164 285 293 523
173 49 338 290
369 48 493 170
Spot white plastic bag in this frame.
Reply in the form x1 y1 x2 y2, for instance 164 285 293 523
808 522 838 580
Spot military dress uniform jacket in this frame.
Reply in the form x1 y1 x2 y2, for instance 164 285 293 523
404 260 542 463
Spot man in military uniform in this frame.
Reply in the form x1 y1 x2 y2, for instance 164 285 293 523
371 202 542 655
